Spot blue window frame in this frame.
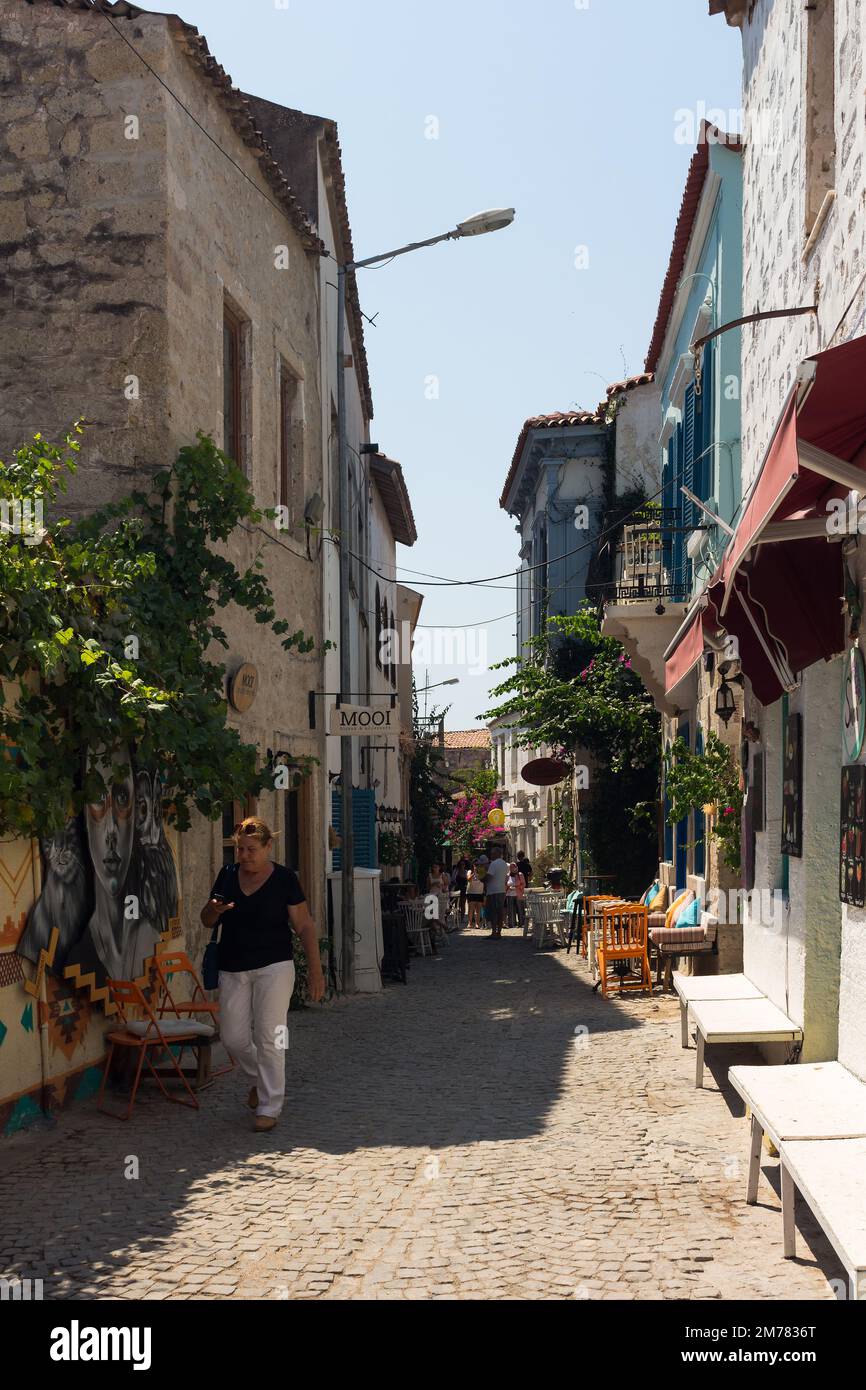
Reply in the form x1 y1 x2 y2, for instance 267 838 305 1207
675 722 690 888
694 726 706 878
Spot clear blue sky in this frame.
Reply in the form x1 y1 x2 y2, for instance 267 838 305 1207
146 0 742 728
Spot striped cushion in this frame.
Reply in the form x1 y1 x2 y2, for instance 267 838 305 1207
650 926 711 948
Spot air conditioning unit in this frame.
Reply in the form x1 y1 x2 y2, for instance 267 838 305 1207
687 528 708 561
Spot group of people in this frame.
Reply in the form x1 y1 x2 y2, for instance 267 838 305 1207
441 849 533 939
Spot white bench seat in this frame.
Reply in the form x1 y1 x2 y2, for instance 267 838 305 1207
688 997 802 1089
779 1138 866 1300
672 972 764 1049
729 1061 866 1203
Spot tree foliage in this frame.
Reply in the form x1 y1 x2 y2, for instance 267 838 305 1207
664 732 742 872
0 425 314 838
481 606 660 892
482 608 659 772
408 695 453 880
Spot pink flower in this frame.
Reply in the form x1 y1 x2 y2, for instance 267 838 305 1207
723 806 734 816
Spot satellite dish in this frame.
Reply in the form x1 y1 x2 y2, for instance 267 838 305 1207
520 757 571 786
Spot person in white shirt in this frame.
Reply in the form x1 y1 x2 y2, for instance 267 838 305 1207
483 851 509 938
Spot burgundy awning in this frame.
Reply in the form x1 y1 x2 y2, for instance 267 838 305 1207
707 335 866 706
664 600 709 698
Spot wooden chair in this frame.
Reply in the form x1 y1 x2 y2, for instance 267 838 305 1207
580 895 620 958
597 903 653 997
98 979 213 1120
401 900 433 957
151 948 234 1084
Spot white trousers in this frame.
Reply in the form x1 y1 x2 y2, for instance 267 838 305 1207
219 960 296 1117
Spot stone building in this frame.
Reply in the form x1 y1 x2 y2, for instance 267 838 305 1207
441 729 492 779
0 0 331 1130
241 100 418 887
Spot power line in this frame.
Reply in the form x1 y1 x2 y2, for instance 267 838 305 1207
92 3 315 236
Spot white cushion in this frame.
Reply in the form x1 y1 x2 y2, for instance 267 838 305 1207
126 1018 215 1039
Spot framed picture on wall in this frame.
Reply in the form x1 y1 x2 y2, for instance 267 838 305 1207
781 713 802 857
840 764 865 907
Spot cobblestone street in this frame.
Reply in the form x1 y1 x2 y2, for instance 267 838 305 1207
0 930 841 1301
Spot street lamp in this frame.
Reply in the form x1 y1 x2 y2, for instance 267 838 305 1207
416 678 460 693
336 210 514 990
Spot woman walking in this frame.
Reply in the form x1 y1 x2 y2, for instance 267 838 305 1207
200 817 324 1133
465 864 485 929
452 856 470 923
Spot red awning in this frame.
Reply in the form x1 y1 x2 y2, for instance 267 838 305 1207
664 601 709 697
707 335 866 706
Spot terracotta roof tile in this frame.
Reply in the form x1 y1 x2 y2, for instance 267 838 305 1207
443 730 491 749
499 409 604 512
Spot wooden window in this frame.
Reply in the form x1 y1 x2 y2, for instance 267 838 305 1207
804 0 836 238
221 796 257 866
279 363 303 525
223 305 242 467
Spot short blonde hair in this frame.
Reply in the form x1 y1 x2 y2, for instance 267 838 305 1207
234 815 272 846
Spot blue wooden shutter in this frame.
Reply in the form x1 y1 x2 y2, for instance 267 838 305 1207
672 421 687 600
548 515 590 620
662 441 674 582
331 788 378 870
696 337 714 501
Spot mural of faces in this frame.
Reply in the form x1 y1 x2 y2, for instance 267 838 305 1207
86 749 135 903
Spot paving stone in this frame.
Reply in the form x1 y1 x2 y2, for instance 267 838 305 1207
0 929 843 1301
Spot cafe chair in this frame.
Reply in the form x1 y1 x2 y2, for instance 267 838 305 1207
151 948 235 1083
597 904 653 997
97 978 214 1120
401 899 433 957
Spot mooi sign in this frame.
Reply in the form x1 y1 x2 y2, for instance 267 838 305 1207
329 703 399 736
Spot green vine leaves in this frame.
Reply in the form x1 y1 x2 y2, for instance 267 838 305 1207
0 426 315 838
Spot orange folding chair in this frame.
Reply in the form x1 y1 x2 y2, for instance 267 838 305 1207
151 948 234 1083
98 978 209 1120
597 903 653 997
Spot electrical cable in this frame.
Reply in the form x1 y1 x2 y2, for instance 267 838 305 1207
91 3 317 237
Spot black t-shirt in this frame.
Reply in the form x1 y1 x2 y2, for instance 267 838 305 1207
517 858 532 884
210 862 305 973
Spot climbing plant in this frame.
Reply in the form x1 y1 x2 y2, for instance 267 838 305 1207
0 424 314 839
664 732 743 872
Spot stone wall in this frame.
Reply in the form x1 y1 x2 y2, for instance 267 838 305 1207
0 2 328 1128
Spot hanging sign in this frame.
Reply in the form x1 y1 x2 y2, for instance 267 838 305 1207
487 808 505 827
229 663 258 713
329 703 399 736
842 645 866 762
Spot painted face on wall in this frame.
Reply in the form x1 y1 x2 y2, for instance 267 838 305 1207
86 749 134 900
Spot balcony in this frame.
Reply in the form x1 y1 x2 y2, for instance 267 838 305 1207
600 507 694 713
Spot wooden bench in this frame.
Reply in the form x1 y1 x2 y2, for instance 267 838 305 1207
688 997 802 1089
778 1138 866 1299
673 971 764 1049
